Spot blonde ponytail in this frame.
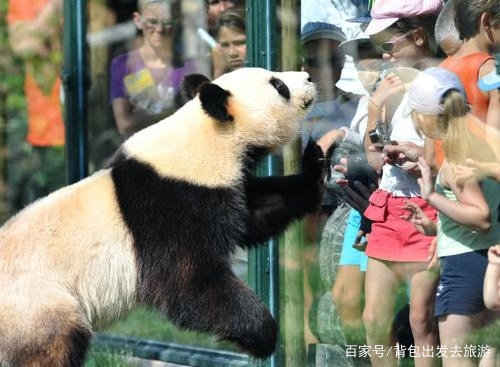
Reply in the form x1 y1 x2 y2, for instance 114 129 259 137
439 89 470 164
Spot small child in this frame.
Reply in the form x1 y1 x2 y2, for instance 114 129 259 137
405 67 499 367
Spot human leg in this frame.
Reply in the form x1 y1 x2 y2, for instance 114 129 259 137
333 265 365 343
436 250 495 367
332 209 366 344
439 314 478 367
363 257 399 367
406 264 440 367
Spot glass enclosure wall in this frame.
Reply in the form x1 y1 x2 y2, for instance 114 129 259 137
1 0 499 366
85 0 250 353
0 0 247 358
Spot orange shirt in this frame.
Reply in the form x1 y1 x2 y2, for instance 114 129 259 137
7 0 51 22
440 52 492 122
7 0 65 147
433 52 493 168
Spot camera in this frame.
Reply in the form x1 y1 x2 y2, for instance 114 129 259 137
368 120 392 146
323 141 359 194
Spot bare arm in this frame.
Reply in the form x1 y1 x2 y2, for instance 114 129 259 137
8 0 62 58
455 159 500 184
480 59 500 131
484 245 500 311
363 73 405 172
419 158 491 232
211 44 227 79
112 98 173 138
316 129 346 156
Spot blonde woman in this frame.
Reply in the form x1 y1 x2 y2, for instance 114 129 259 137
405 67 499 367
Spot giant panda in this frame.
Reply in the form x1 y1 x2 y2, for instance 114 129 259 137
0 67 324 366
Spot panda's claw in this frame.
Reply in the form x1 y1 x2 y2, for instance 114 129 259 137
302 139 326 182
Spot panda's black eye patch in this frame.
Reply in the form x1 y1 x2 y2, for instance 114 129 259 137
269 77 290 100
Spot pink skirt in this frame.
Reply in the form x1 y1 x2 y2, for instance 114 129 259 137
364 189 437 262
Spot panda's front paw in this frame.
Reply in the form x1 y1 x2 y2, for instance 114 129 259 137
302 139 326 183
301 139 326 213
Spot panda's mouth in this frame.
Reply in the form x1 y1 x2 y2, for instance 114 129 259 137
302 97 314 110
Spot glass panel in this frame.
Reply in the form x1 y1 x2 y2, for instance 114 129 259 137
295 1 500 367
86 0 247 356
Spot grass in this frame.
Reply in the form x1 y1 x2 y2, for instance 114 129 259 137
85 348 131 367
84 306 240 366
102 307 236 350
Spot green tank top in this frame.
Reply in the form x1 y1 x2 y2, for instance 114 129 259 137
436 174 500 257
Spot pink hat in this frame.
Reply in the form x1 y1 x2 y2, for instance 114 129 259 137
365 0 443 36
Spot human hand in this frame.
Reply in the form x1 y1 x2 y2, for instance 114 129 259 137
402 200 436 236
454 159 500 185
334 178 376 214
427 237 439 271
417 157 434 201
317 129 345 156
384 141 423 163
370 73 405 108
211 44 227 78
384 142 422 174
332 156 348 184
488 245 500 265
366 143 386 174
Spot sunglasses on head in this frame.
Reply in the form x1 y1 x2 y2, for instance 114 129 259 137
142 18 178 29
375 30 413 54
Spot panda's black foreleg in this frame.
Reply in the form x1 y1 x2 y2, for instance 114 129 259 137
152 266 277 358
243 139 325 245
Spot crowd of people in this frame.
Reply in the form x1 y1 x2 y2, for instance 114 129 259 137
310 0 499 366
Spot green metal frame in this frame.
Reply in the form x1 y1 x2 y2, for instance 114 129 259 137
246 2 280 367
62 0 88 184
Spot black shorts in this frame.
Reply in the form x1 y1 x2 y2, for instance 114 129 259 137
435 249 488 317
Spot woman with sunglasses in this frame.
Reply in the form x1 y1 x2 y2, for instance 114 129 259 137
110 0 196 139
359 1 444 366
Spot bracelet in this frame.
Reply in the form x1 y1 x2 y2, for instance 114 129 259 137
369 98 383 112
339 127 362 147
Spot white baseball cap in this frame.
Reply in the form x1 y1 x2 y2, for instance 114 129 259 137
406 67 467 115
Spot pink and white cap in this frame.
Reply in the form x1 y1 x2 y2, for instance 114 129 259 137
365 0 444 36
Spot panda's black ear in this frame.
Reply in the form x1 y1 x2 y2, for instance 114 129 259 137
182 74 211 100
199 83 234 122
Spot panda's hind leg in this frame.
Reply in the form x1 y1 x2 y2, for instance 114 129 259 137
155 268 277 358
0 288 92 367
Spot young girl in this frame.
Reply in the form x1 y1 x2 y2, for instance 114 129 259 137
212 7 246 78
406 67 499 367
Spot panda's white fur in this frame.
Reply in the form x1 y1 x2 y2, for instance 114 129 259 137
0 68 322 366
124 68 316 187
